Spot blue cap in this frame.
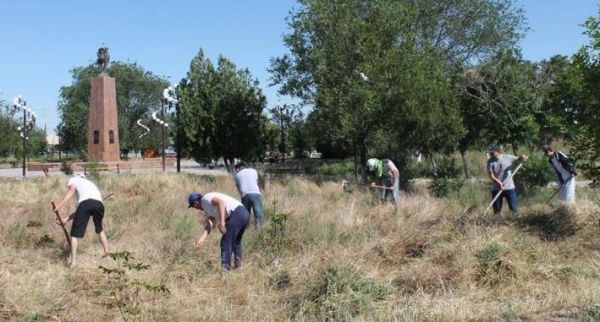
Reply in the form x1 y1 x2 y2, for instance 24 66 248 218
488 144 501 152
542 144 551 153
188 192 202 208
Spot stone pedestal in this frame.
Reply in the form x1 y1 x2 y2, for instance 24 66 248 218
87 75 120 161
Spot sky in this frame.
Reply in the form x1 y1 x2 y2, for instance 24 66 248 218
0 0 598 135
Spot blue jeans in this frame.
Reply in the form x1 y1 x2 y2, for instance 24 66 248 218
241 193 264 227
491 189 518 214
380 177 400 204
220 206 249 270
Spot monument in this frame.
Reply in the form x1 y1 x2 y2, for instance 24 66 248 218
87 47 120 161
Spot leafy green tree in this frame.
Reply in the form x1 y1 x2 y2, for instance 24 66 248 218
568 11 600 181
56 62 169 156
459 50 544 152
0 100 47 160
271 0 523 177
178 50 268 167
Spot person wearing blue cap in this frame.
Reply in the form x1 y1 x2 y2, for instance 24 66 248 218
188 191 249 271
542 145 577 203
486 144 528 214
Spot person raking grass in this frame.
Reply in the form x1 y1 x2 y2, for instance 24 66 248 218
366 158 400 204
486 144 528 215
188 191 249 272
542 144 577 204
52 173 109 268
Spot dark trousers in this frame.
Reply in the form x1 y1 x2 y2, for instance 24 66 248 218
491 189 518 214
241 193 264 227
220 206 249 270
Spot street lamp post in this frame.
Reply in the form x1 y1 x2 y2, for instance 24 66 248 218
162 86 179 172
12 96 36 178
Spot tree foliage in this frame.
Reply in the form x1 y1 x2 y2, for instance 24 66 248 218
270 0 526 177
177 50 268 165
56 62 169 156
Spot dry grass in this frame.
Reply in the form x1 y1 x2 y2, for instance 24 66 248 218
1 173 599 321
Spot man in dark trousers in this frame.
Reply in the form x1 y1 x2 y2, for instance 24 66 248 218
543 145 577 204
234 162 264 228
53 173 109 268
188 191 249 272
487 144 528 215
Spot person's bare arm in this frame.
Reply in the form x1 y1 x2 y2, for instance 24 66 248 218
195 217 215 249
488 171 504 190
392 167 399 182
211 197 227 234
53 185 76 224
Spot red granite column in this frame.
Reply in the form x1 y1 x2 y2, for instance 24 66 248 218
87 75 120 162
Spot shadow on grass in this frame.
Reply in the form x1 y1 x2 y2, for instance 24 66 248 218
510 206 578 241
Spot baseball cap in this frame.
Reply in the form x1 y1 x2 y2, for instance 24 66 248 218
187 192 203 208
366 159 376 171
487 144 501 152
541 144 551 153
73 172 86 179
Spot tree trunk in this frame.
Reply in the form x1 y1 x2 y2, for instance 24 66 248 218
360 143 367 184
429 153 438 177
460 149 469 178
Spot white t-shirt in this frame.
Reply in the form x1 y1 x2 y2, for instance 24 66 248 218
67 176 103 204
383 160 398 178
235 168 261 197
487 154 518 190
200 192 243 220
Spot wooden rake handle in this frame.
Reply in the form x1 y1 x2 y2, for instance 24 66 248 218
51 202 71 250
485 163 523 214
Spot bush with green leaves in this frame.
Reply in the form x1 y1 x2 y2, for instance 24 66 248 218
315 161 354 177
289 266 389 321
476 241 515 286
516 153 555 194
98 251 170 320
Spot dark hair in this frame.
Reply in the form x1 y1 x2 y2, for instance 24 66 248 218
234 162 245 170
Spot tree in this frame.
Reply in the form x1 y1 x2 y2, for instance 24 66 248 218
56 62 169 157
270 0 524 178
459 50 545 152
0 99 47 160
568 11 600 182
270 104 300 161
178 50 268 168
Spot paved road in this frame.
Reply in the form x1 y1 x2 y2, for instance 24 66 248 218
0 160 229 179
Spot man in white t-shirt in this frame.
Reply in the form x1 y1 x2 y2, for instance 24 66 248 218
188 191 249 271
234 163 264 227
53 173 109 268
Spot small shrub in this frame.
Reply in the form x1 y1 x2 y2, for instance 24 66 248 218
86 161 101 182
99 251 170 320
476 241 515 286
264 201 291 258
289 266 389 321
60 161 73 175
516 153 555 195
270 270 292 290
315 161 354 177
428 177 464 198
173 214 196 241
